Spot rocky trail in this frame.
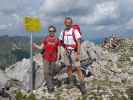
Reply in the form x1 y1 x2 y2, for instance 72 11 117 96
0 38 133 100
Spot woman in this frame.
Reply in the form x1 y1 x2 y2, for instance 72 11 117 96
33 25 60 93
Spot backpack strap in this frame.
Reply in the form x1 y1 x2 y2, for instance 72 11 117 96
72 28 77 44
62 31 65 44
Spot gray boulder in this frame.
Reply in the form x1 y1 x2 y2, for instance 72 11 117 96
5 57 44 91
0 70 10 90
5 59 32 91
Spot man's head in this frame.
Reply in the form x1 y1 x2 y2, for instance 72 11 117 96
48 25 56 36
64 17 73 30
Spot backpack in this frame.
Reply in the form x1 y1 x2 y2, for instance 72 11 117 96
72 24 81 34
43 35 58 61
62 24 82 50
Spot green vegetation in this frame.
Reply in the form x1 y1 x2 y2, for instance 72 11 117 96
16 91 37 100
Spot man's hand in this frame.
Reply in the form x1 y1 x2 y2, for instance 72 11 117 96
76 39 80 61
76 52 80 61
57 53 61 61
57 46 61 61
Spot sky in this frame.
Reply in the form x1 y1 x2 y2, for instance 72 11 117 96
0 0 133 39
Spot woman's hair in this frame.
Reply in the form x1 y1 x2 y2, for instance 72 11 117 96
48 25 56 32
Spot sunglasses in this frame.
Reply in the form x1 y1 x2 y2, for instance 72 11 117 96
49 30 55 32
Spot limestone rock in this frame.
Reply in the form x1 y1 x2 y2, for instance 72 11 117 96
1 39 132 100
0 70 10 90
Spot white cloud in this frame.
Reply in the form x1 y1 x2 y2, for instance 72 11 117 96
0 0 42 35
126 19 133 30
0 25 7 30
79 1 119 25
12 14 20 21
95 25 105 31
0 24 13 30
38 0 120 30
40 0 78 14
95 1 119 19
0 0 17 11
0 0 133 37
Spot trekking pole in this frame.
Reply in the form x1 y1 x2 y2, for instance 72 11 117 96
30 32 35 90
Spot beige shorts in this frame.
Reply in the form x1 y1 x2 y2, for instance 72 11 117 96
64 50 80 67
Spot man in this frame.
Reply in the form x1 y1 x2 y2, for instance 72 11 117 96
33 25 60 93
59 17 87 95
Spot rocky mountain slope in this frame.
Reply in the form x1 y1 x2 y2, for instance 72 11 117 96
0 38 133 100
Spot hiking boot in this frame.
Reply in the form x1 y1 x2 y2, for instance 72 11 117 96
48 87 54 93
53 79 62 88
64 77 70 84
46 79 55 93
65 75 77 84
67 82 74 89
72 75 78 85
78 81 87 95
66 78 74 89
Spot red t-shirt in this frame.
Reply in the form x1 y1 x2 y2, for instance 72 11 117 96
42 35 59 62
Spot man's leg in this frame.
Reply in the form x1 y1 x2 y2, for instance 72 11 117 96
64 51 74 88
73 53 87 95
64 51 73 79
76 65 87 95
76 66 84 81
67 65 72 79
66 65 75 89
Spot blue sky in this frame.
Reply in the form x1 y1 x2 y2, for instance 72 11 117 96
0 0 133 39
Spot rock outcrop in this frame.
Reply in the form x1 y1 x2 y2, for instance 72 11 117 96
0 39 133 100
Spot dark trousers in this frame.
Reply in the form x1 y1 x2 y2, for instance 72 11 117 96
43 60 56 90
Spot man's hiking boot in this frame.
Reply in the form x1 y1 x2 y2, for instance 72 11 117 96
64 76 77 89
78 81 87 95
66 78 74 89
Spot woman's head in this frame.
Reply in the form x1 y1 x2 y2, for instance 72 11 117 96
48 25 56 35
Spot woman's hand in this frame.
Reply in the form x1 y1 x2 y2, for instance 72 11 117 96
32 43 44 50
32 43 38 50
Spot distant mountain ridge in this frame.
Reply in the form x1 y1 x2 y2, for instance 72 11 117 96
0 35 30 69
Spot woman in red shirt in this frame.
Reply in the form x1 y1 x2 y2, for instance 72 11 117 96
33 25 60 93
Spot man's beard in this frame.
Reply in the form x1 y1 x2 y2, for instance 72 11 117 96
65 25 72 30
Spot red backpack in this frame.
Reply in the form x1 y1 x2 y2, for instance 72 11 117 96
43 35 58 61
62 24 82 50
72 24 81 34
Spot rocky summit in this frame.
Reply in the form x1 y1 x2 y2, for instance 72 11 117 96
0 38 133 100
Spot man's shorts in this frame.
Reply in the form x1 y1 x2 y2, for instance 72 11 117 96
64 49 80 67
